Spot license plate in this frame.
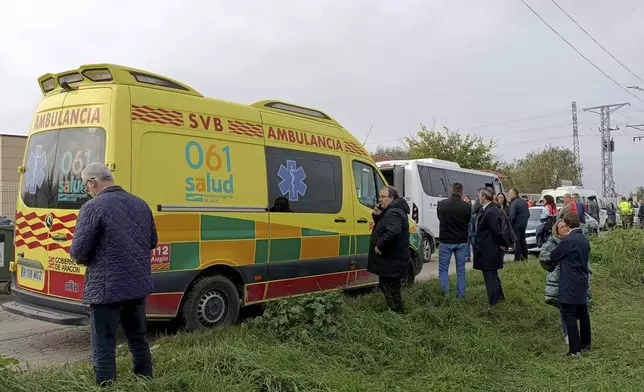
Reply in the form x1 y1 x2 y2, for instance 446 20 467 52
20 266 44 283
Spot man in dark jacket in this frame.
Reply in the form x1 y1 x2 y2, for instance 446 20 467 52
549 212 591 355
71 163 158 386
368 186 410 313
587 196 600 222
474 187 506 306
572 193 586 225
436 182 471 297
508 188 530 261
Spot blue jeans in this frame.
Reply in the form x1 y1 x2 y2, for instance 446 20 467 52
560 311 568 337
90 297 152 385
438 243 468 297
465 235 475 261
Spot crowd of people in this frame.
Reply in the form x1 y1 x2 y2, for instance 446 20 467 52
73 170 624 385
368 183 594 357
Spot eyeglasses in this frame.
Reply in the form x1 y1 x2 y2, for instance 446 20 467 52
84 177 96 193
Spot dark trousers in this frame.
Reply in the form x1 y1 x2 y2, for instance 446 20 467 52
513 225 528 261
90 297 152 386
482 270 505 306
379 277 404 313
560 303 591 354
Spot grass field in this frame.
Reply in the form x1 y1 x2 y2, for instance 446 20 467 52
1 229 643 391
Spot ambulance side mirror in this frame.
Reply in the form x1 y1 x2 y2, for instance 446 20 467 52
17 165 25 174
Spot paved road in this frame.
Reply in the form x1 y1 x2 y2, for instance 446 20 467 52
0 294 91 367
0 252 513 368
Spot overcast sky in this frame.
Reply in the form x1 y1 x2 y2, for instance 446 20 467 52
2 0 644 195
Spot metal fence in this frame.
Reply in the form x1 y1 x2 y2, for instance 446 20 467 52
0 181 18 219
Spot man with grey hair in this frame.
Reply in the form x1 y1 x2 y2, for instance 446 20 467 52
71 162 157 386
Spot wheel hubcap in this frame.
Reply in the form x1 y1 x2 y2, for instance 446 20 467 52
423 241 431 260
197 290 227 326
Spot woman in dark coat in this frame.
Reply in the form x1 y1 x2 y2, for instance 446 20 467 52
496 192 510 216
368 186 410 313
474 188 506 306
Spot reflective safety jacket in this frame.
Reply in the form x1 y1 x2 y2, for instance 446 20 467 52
619 201 633 215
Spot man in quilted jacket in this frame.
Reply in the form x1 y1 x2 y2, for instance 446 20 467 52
71 163 158 386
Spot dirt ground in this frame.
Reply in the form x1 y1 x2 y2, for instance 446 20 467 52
0 253 514 368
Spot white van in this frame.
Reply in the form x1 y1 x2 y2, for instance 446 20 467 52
377 159 504 263
540 186 607 228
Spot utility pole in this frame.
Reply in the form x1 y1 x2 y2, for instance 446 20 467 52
572 102 582 186
583 103 629 197
627 123 644 142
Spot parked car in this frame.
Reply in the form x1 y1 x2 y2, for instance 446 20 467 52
526 207 598 253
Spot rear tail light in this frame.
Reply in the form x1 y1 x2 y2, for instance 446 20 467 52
412 202 419 223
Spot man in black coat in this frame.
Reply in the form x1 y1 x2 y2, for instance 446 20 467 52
550 212 591 355
436 182 471 298
508 188 530 261
368 186 410 313
474 187 506 306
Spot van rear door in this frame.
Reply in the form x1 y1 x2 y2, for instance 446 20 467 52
16 91 108 300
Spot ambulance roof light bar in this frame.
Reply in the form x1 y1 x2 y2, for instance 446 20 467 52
82 68 113 82
265 101 330 120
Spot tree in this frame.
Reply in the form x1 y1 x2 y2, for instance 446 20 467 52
502 145 581 194
370 145 409 162
404 123 500 170
630 186 644 202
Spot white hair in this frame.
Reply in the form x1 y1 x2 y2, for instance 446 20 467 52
81 162 113 182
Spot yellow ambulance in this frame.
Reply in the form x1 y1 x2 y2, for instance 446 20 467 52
3 64 421 329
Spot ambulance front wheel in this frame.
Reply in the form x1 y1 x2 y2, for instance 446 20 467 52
181 275 241 331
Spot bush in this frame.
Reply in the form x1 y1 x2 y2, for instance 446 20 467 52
590 228 644 285
249 291 344 339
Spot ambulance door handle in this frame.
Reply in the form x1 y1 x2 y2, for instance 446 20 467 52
334 217 347 223
357 218 368 224
52 233 67 241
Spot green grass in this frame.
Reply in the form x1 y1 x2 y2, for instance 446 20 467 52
2 230 644 391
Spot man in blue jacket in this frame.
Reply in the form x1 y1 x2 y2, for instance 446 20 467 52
508 188 530 261
549 211 591 356
71 163 158 386
572 193 586 225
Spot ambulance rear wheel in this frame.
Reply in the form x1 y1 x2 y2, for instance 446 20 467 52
182 275 240 331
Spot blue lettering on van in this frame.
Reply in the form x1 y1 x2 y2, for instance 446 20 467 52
184 141 235 203
278 160 307 202
25 145 48 194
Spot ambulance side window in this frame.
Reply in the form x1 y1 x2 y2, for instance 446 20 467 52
352 161 380 209
265 147 342 214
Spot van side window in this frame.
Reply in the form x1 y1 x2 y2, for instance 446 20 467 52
352 161 380 209
418 166 448 197
445 169 466 192
265 147 342 214
464 173 495 196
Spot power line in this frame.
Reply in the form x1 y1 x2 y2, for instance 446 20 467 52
495 132 595 147
365 122 584 146
460 110 571 131
519 0 644 106
550 0 644 85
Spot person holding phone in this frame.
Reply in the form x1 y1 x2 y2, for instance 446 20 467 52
367 186 410 313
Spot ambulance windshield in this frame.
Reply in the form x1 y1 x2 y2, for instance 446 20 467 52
21 127 106 209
